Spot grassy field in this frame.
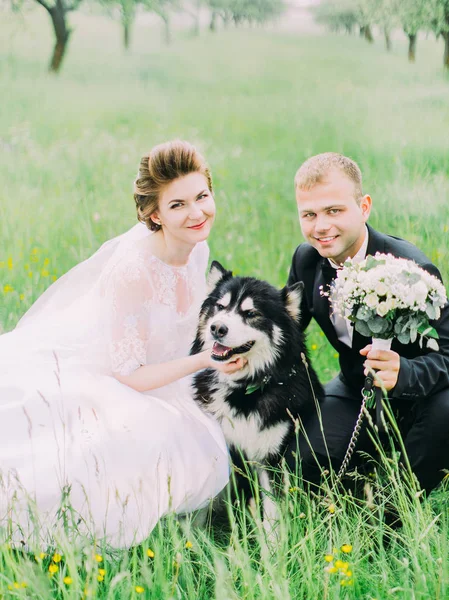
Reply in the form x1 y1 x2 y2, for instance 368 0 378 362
1 7 449 599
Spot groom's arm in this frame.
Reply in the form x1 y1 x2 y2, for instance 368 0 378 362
364 259 449 399
391 300 449 399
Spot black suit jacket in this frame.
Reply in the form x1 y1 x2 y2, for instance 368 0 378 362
288 224 449 399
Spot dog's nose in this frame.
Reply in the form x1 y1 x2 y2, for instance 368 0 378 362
210 322 228 339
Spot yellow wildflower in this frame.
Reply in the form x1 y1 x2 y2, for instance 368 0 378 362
98 568 106 576
325 566 338 574
324 554 334 562
94 553 103 562
63 576 73 585
185 540 193 549
49 563 59 574
335 560 345 570
19 293 24 300
31 248 39 255
311 344 317 351
52 275 57 281
328 503 335 514
52 552 62 563
28 271 33 278
147 548 155 558
41 269 49 277
3 284 14 294
341 544 353 553
333 353 339 359
97 575 104 582
44 258 50 266
135 586 145 593
7 257 13 270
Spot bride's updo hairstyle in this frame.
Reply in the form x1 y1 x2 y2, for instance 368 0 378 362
134 140 213 231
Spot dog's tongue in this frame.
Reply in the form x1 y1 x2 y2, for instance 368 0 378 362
212 342 232 356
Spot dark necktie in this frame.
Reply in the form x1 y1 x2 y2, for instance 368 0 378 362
320 259 339 289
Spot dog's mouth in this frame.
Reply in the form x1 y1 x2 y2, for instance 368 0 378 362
211 341 255 362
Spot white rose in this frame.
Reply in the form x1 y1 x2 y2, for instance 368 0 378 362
385 297 396 312
412 280 428 305
375 281 388 296
376 301 389 317
365 293 378 308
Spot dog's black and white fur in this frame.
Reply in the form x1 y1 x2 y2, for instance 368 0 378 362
191 261 323 527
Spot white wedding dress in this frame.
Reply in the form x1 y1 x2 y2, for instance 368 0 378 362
0 223 229 547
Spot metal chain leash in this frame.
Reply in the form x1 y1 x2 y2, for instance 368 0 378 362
334 375 376 486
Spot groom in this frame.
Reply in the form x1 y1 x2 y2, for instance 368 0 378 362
286 152 449 493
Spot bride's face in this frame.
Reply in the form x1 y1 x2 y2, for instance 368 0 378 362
152 172 216 244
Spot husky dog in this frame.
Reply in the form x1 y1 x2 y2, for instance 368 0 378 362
191 262 323 526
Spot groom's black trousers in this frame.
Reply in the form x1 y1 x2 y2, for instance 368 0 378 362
285 374 449 494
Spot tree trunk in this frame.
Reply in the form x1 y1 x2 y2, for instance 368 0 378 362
443 31 449 70
123 19 130 49
162 14 171 45
360 25 365 37
384 27 391 52
364 24 374 43
48 2 70 73
121 2 134 51
407 33 417 63
209 10 217 31
191 0 200 36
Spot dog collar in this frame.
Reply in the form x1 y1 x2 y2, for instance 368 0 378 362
245 375 271 395
244 366 298 395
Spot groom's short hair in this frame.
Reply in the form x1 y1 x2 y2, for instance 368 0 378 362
295 153 363 201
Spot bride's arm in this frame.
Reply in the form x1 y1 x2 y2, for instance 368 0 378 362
107 252 245 392
115 351 245 392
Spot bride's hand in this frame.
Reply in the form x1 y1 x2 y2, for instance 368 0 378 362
198 350 247 373
213 356 247 374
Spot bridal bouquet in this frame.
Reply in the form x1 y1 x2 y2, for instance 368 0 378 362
328 253 447 351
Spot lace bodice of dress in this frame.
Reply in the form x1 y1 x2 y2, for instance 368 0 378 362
104 237 209 377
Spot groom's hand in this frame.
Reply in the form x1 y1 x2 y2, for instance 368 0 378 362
360 345 400 391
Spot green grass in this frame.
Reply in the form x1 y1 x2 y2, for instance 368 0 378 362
1 7 449 598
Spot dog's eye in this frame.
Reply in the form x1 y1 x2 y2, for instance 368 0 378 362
216 303 225 311
245 310 259 319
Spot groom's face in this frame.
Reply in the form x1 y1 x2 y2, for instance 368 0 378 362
296 168 371 265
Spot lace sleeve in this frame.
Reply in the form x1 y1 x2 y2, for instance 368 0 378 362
105 252 153 377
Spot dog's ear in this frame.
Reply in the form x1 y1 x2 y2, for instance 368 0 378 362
281 281 303 322
207 261 232 293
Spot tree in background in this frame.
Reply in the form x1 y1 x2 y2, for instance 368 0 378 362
314 0 359 35
205 0 284 30
182 0 203 36
141 0 180 44
314 0 374 41
433 0 449 68
118 0 137 49
33 0 83 72
229 0 285 26
397 0 434 62
369 0 400 51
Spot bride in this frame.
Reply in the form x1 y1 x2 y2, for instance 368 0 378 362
0 140 245 548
